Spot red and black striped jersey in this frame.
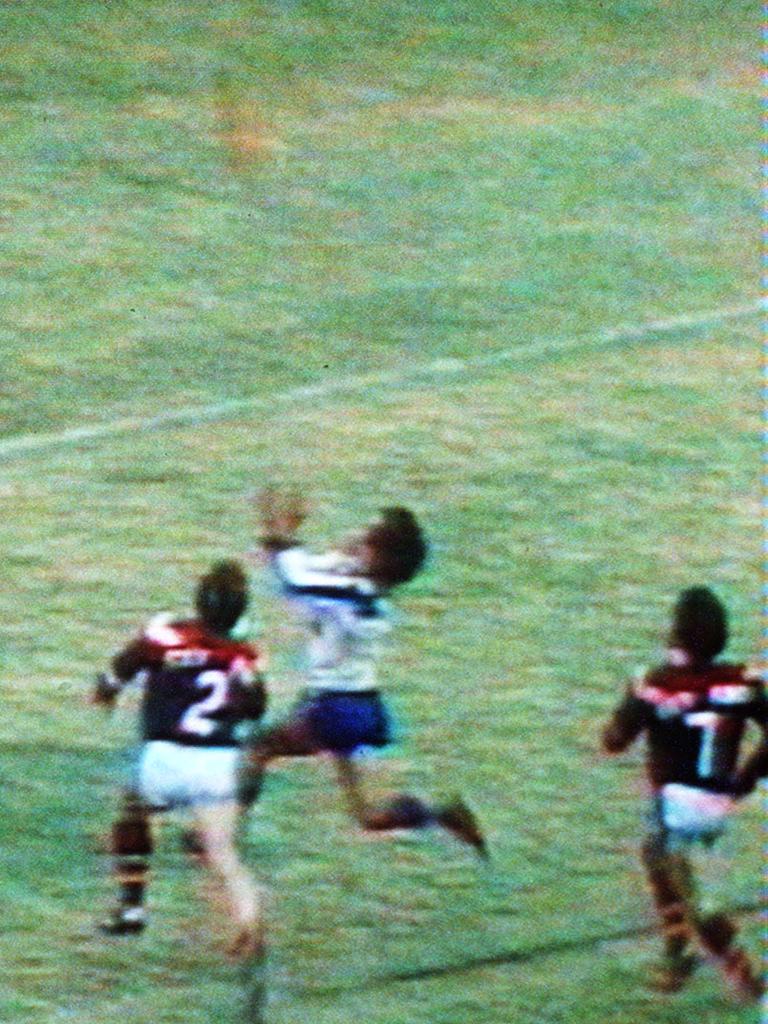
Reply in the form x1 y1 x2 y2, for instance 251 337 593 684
109 615 267 747
602 660 768 794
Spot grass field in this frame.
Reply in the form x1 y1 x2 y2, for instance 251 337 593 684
0 2 761 1022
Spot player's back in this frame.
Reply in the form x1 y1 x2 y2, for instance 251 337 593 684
269 545 390 692
304 594 390 691
634 662 765 793
120 615 264 747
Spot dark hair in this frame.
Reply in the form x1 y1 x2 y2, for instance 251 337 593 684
365 507 427 589
195 560 249 634
670 586 728 662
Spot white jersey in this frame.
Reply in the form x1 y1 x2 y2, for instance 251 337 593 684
270 546 390 692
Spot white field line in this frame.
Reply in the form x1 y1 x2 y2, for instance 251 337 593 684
0 299 760 462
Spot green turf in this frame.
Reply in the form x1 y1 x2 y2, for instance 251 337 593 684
1 1 760 1022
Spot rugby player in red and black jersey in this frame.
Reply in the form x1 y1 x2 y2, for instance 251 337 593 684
602 587 767 1000
92 560 268 956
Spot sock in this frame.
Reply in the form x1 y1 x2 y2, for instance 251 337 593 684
363 794 434 831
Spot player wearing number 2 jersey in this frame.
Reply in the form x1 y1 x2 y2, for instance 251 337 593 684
602 587 767 1001
93 561 268 955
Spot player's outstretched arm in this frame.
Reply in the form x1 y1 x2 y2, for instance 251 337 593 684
90 638 150 708
90 671 121 709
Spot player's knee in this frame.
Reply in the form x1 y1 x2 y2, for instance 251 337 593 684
201 839 239 876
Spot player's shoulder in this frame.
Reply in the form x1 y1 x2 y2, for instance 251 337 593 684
182 619 263 666
735 662 767 701
630 665 700 712
223 636 263 663
635 660 764 709
683 661 765 711
633 662 691 693
740 662 765 685
141 614 196 648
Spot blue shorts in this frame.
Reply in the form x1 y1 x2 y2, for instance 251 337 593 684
304 690 391 756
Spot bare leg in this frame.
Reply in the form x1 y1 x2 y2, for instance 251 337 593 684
239 716 320 811
333 754 486 859
334 753 433 829
333 755 373 825
244 722 487 857
184 721 312 858
193 799 267 958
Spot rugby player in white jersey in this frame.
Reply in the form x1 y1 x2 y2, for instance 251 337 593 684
92 560 268 956
241 489 487 858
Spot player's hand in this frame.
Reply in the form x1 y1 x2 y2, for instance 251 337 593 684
255 488 307 540
90 673 118 709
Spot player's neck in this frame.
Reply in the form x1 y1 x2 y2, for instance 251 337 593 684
666 647 718 671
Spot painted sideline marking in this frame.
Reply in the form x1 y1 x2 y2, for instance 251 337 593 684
0 300 759 462
302 899 760 997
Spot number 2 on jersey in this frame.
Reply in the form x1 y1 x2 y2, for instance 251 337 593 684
179 670 229 737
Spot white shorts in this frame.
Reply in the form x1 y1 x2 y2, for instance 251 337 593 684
137 741 240 810
660 783 735 842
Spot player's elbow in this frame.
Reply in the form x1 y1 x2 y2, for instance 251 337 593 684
601 726 628 755
239 678 268 721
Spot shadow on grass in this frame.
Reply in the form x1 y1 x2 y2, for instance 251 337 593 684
301 900 761 997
